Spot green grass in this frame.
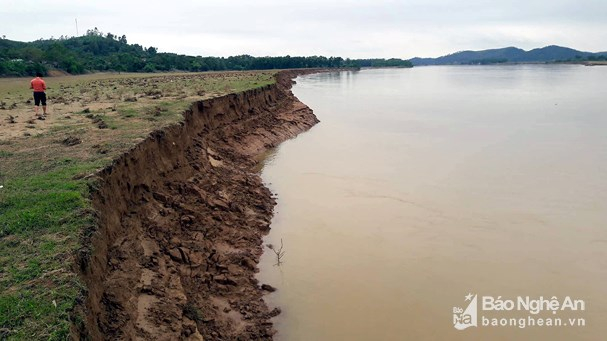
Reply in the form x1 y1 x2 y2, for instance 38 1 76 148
0 289 77 340
0 161 97 236
0 160 100 340
117 107 138 118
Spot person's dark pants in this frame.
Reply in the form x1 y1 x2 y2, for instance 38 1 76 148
33 92 46 106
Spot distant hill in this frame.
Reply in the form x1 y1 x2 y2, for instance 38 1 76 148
0 30 412 77
410 46 607 66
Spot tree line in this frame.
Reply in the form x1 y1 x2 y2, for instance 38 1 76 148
559 55 607 63
0 29 412 76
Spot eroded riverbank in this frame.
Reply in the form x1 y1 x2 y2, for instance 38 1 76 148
73 70 330 340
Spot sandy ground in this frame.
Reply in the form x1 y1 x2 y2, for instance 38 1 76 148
0 71 275 141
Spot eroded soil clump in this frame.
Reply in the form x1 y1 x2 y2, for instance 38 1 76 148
76 70 325 340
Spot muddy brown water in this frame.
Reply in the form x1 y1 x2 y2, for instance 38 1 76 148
257 66 607 340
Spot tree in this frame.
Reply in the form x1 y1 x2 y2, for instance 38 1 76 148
0 29 413 76
143 63 156 73
22 47 44 63
86 27 102 36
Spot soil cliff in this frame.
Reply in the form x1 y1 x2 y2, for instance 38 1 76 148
74 70 323 340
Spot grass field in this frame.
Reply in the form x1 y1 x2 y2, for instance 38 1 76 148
0 70 276 340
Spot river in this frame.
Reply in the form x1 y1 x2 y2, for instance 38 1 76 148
258 65 607 340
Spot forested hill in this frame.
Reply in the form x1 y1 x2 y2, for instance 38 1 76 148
410 46 607 65
0 29 412 76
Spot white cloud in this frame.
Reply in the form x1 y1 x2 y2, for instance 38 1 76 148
0 0 605 58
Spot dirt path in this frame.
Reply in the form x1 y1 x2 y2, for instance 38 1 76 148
74 70 328 340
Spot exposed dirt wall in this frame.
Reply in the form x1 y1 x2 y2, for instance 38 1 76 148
74 70 325 340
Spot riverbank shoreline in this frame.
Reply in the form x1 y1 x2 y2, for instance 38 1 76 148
73 69 345 339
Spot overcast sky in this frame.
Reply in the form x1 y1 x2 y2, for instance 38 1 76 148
1 0 606 59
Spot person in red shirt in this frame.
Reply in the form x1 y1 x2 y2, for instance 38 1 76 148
30 72 47 117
